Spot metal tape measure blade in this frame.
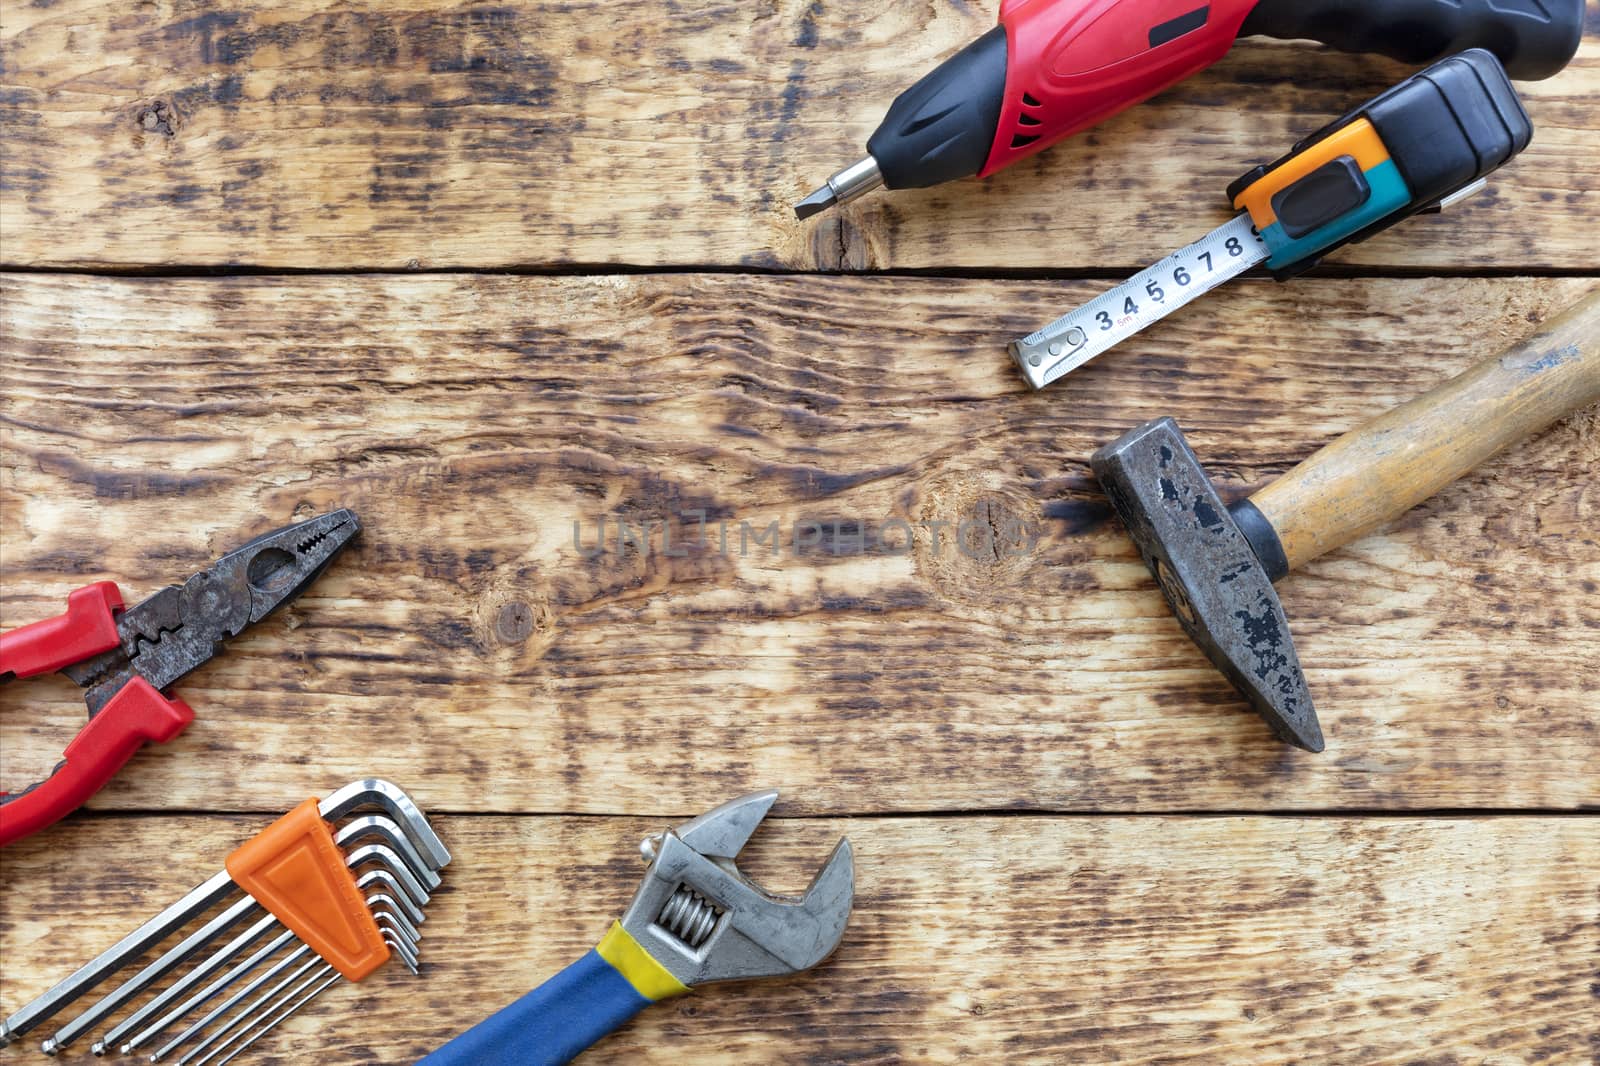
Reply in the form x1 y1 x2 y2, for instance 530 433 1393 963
1011 214 1267 390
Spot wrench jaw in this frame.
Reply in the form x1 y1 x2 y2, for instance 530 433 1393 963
668 789 778 860
619 792 854 988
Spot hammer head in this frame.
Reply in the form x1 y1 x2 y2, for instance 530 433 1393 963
1091 418 1324 752
621 790 854 987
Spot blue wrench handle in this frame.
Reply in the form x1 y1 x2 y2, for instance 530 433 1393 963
418 924 687 1066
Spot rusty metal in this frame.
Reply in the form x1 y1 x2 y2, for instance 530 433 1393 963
61 510 360 713
1091 417 1323 752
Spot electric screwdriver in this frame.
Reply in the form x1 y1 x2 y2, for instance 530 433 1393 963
794 0 1584 219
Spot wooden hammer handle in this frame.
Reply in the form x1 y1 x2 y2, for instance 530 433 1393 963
1250 290 1600 572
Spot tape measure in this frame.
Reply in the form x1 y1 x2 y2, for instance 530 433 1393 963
1012 215 1265 388
1010 49 1533 392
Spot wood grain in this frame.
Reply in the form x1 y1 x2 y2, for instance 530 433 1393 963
1253 290 1600 571
1 813 1595 1064
0 0 1596 271
3 272 1596 814
3 3 1596 1062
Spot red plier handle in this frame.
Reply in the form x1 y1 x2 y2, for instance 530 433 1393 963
0 583 194 847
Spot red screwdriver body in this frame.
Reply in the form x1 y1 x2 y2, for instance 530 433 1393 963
794 0 1583 218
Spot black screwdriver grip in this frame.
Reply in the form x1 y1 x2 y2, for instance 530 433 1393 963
867 26 1008 190
1241 0 1585 81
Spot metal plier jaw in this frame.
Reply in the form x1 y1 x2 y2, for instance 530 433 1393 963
622 789 855 987
0 509 359 847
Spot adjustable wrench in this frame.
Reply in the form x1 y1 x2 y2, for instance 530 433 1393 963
419 790 854 1065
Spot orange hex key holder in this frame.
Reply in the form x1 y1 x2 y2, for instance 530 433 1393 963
0 779 450 1063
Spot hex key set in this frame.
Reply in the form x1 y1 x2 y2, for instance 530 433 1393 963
0 780 449 1063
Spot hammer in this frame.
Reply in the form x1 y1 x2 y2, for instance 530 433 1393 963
1091 291 1600 751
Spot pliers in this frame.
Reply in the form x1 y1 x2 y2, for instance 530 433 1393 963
0 509 360 847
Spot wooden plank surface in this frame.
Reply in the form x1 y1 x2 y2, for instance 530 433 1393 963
4 1 1598 1062
2 813 1595 1064
3 272 1596 814
0 0 1596 271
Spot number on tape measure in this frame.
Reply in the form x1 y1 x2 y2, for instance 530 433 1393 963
1009 213 1269 390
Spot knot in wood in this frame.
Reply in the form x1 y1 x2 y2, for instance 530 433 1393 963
134 100 177 138
912 472 1042 605
494 600 535 645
